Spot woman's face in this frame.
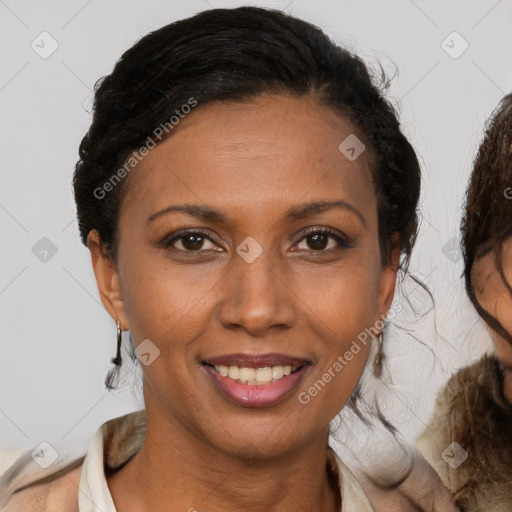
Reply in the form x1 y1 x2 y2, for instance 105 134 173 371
472 237 512 404
90 93 398 459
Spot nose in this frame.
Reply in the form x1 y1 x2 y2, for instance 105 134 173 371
217 246 297 337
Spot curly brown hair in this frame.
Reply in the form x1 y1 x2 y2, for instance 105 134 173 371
461 93 512 344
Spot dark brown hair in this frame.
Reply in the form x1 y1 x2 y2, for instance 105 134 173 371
72 6 420 271
461 93 512 344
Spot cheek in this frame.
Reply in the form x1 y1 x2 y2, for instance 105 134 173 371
496 299 512 338
293 258 381 405
119 249 219 338
302 255 382 332
473 263 512 339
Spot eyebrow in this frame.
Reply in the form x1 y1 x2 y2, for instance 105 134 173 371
147 199 366 227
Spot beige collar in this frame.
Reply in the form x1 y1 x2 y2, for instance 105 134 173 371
78 409 373 511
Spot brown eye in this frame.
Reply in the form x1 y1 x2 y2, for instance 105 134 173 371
162 230 221 252
304 233 330 250
177 233 208 251
294 228 350 252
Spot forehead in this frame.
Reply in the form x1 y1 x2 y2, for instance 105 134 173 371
120 94 376 225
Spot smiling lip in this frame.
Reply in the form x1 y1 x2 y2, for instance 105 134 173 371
202 352 311 408
203 352 311 368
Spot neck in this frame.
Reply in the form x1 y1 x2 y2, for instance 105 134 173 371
107 410 340 512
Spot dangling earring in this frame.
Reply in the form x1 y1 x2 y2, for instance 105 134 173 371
105 321 123 390
373 332 384 378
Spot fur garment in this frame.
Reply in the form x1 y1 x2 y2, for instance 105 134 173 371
417 354 512 511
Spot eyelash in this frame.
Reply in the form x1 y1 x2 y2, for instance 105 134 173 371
160 227 352 255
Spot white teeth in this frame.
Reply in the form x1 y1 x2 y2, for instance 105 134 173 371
213 364 300 385
255 367 273 383
228 366 240 380
272 366 284 380
239 367 255 383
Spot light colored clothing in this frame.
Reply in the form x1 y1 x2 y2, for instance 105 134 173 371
0 409 374 511
0 450 27 476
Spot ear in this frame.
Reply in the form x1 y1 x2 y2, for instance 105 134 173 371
376 235 401 322
87 230 129 330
